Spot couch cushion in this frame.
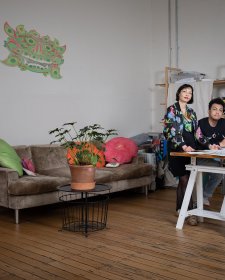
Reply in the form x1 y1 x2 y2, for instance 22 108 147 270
39 166 71 178
95 163 152 183
31 145 67 174
8 174 70 195
95 168 114 183
102 163 152 181
14 145 32 160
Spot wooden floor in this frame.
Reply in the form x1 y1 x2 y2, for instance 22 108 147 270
1 188 225 280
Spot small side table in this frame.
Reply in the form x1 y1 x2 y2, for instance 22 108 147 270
58 184 111 237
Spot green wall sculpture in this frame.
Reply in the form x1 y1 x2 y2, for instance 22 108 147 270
1 22 66 79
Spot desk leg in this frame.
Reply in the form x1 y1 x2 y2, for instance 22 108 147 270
176 169 197 230
196 171 204 223
220 196 225 216
191 157 196 165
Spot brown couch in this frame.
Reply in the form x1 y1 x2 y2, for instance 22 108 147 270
0 144 155 223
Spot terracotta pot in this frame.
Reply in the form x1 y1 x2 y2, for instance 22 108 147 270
69 165 96 190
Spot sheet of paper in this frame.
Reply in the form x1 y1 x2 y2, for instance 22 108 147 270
187 149 225 156
187 151 207 154
209 150 225 156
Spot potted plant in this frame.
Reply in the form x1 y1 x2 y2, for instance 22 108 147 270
49 122 117 190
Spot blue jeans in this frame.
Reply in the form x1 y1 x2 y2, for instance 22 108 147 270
197 158 223 199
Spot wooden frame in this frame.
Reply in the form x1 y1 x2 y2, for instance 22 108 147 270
155 66 181 109
156 66 225 111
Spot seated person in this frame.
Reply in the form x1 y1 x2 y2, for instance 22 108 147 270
196 97 225 206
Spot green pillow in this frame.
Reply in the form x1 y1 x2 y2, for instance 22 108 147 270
0 139 23 176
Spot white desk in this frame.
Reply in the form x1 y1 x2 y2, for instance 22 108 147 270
170 152 225 230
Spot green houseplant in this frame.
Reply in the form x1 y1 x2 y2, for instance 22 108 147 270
49 122 117 190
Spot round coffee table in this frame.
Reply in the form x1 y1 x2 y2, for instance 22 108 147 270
57 184 111 237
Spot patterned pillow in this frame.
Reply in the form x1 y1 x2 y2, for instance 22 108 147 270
21 158 36 173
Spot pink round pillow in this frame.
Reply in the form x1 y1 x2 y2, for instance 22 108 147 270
104 137 138 164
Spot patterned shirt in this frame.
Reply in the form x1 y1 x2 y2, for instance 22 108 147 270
163 102 198 150
196 117 225 149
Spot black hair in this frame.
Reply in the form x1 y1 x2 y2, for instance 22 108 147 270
208 97 225 111
176 84 194 104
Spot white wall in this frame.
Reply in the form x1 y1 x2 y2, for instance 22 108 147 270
0 0 152 145
178 0 225 79
1 0 225 145
149 0 169 133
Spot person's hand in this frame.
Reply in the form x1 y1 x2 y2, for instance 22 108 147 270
182 145 195 152
219 138 225 148
209 144 221 150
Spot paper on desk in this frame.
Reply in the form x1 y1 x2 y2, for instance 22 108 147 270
187 150 213 154
187 149 225 156
208 149 225 156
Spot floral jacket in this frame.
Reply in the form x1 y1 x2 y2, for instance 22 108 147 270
163 102 198 150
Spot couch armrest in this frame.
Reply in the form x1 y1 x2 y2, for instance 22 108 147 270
0 167 19 207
